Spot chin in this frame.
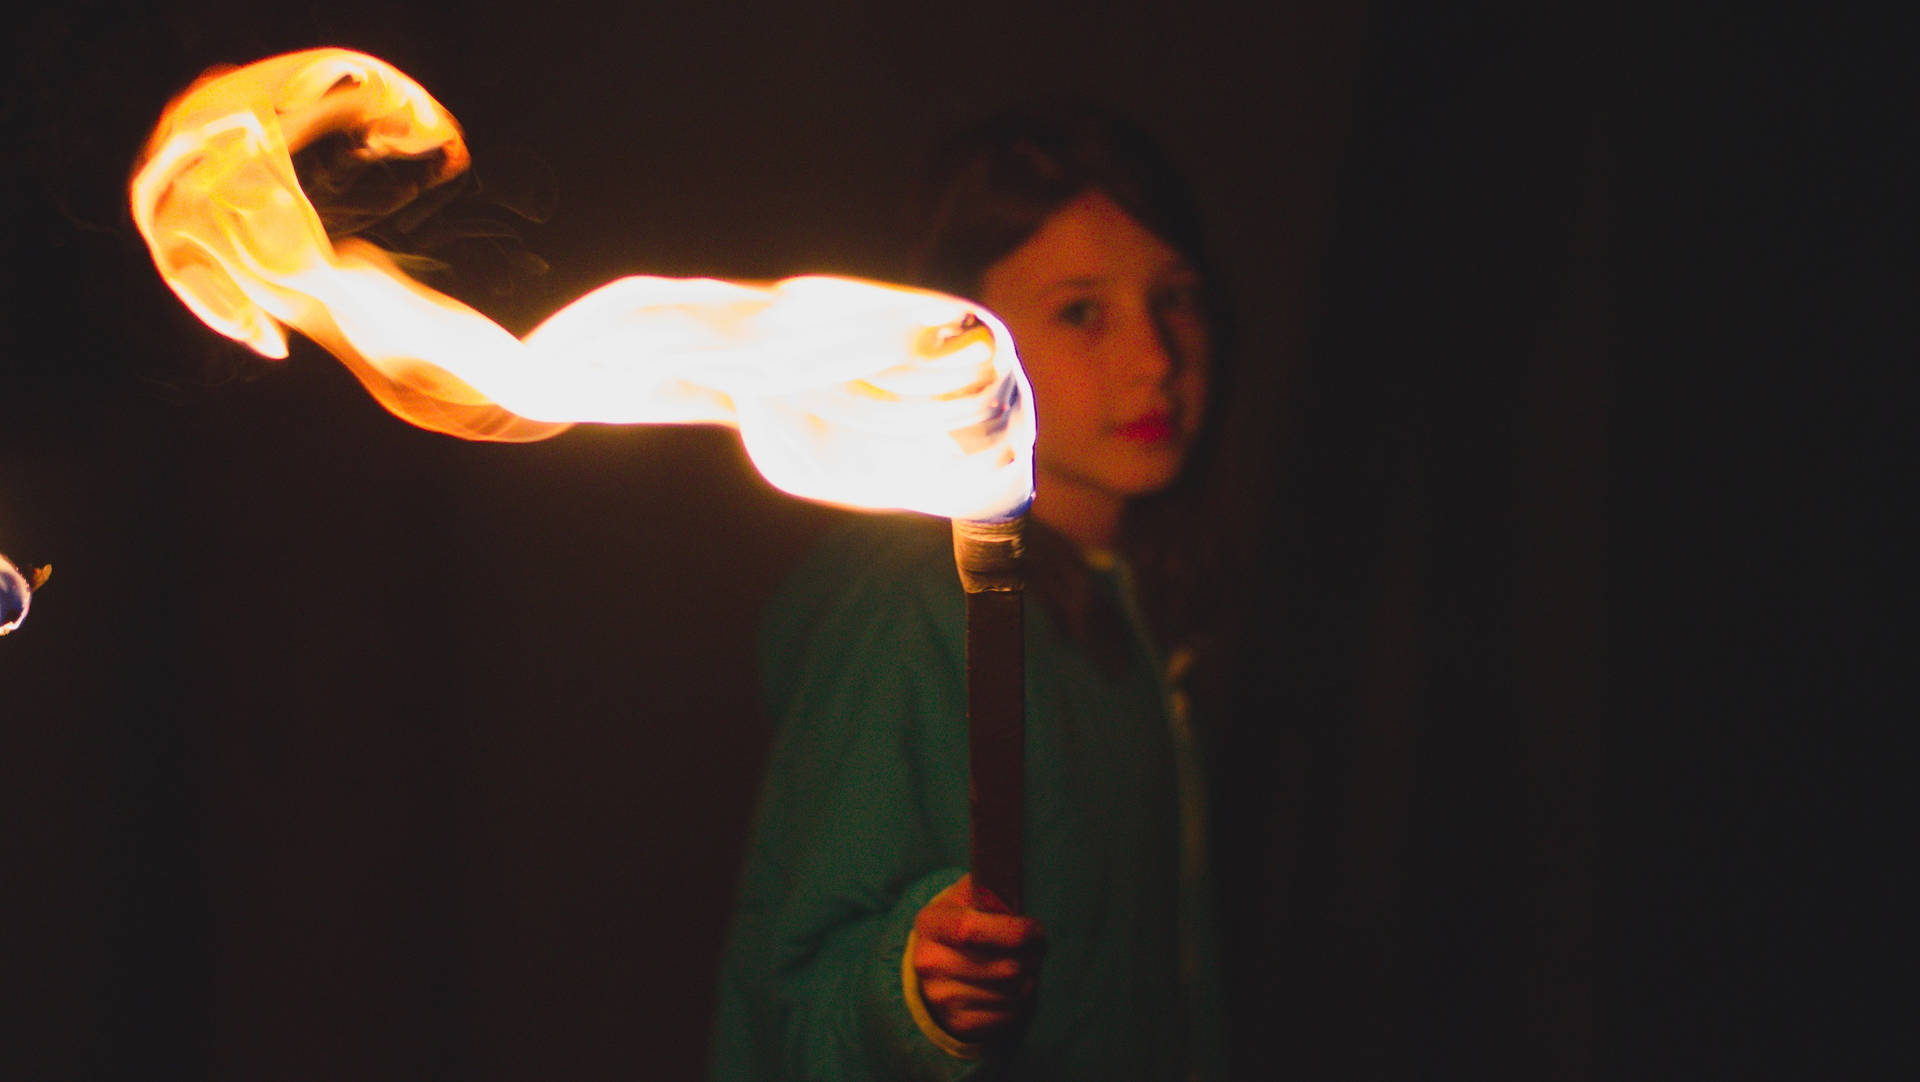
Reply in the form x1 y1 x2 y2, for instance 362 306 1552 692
1112 457 1188 498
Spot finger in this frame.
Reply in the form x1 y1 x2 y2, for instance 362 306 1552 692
968 879 1014 914
913 942 1035 987
935 1006 1021 1044
941 1002 1021 1030
923 977 1042 1044
919 982 1028 1037
915 903 1045 954
921 975 1021 1005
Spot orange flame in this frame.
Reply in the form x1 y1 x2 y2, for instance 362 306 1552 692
130 49 1033 521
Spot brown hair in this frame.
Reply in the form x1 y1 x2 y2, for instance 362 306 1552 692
903 102 1212 303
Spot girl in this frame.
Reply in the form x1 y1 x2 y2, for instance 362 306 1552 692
712 103 1231 1081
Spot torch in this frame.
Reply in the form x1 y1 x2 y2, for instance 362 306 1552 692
953 512 1026 913
129 48 1039 909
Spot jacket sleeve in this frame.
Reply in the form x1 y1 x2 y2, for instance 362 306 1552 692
712 531 984 1081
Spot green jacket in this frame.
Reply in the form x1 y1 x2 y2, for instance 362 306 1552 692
711 514 1225 1081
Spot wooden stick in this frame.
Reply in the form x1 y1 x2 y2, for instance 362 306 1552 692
952 515 1027 913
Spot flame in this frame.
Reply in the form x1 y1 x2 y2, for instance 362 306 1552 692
130 49 1033 521
1 554 48 636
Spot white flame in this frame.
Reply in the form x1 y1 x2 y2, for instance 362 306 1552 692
130 49 1033 521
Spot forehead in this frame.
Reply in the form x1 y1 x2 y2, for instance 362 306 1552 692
984 190 1189 298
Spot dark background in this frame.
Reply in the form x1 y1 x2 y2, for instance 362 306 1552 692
52 1 1918 1078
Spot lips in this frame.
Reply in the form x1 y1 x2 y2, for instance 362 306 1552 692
1112 411 1177 444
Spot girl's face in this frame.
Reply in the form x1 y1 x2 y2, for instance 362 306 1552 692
979 190 1210 539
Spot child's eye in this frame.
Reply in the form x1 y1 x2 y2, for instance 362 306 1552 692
1152 281 1204 317
1056 298 1103 329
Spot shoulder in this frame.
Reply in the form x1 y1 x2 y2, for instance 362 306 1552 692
793 512 954 585
758 513 965 704
769 512 957 618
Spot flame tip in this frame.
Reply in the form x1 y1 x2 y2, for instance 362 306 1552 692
130 48 1034 511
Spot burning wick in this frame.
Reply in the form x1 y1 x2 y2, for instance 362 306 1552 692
0 555 51 637
129 49 1035 904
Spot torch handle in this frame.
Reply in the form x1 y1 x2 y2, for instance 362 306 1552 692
966 586 1025 914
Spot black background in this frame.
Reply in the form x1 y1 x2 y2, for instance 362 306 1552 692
9 2 1895 1079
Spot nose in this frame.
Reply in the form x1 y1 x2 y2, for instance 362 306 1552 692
1114 302 1179 385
